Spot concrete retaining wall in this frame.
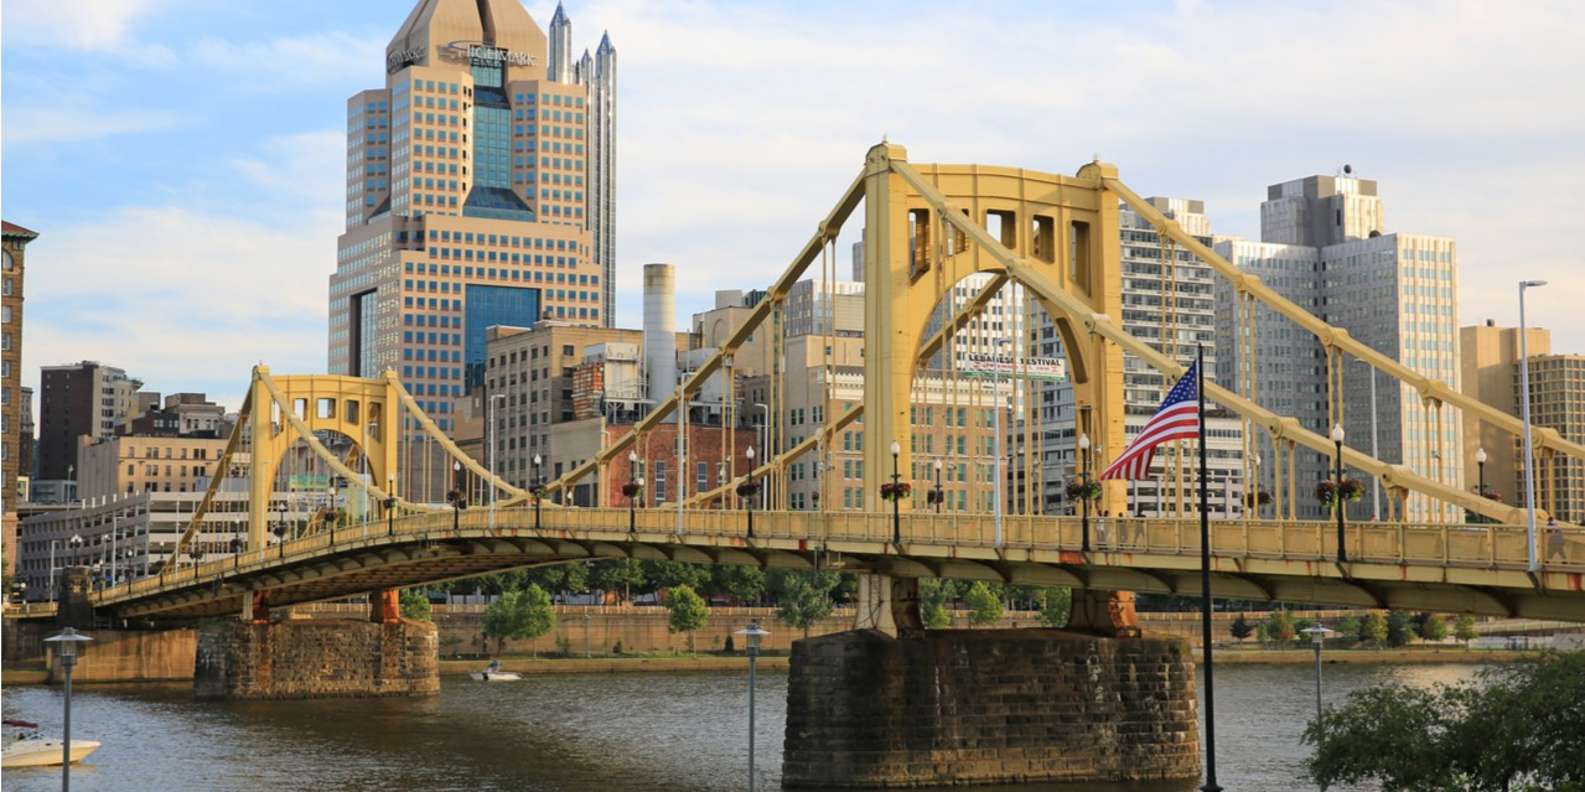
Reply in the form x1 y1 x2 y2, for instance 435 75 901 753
47 629 196 683
783 629 1200 788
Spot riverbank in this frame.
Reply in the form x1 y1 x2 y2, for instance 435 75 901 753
439 654 790 676
1213 647 1545 664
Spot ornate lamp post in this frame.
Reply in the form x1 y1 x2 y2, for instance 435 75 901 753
625 449 644 534
890 441 902 545
1078 433 1092 552
532 453 544 531
930 459 944 514
44 627 93 792
735 621 770 792
1331 423 1347 563
1475 447 1488 522
273 521 286 559
230 537 243 571
743 446 758 538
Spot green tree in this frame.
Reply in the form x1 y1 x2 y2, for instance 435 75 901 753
1305 651 1585 791
1418 613 1449 643
918 578 962 617
964 581 1003 626
1336 616 1362 645
642 560 711 598
399 588 432 622
1360 611 1389 646
770 570 837 639
1039 588 1072 628
924 601 952 629
589 559 645 602
1386 610 1415 647
523 563 589 600
1229 614 1254 641
708 565 767 604
1265 609 1298 643
665 584 709 654
481 584 557 656
1454 614 1478 648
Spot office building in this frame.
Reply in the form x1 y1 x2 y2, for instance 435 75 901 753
1215 171 1461 521
547 2 617 326
37 361 142 481
3 220 37 573
1459 320 1551 507
330 0 608 428
1523 354 1585 522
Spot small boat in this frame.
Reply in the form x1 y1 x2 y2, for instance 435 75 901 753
469 660 522 682
2 720 100 768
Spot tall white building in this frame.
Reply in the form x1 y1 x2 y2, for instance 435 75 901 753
1034 198 1246 517
1215 172 1461 521
547 2 617 327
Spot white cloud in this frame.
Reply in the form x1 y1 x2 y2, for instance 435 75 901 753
190 31 387 86
3 0 174 64
3 103 186 145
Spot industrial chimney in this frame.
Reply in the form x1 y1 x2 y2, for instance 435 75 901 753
643 263 678 412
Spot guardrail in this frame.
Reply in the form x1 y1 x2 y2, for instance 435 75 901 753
90 509 1585 607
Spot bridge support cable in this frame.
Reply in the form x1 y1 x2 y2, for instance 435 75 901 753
525 168 869 505
175 391 254 560
386 372 526 502
1104 177 1585 487
887 158 1516 526
687 404 863 507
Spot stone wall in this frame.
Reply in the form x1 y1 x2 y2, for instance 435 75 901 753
783 629 1200 788
194 618 439 700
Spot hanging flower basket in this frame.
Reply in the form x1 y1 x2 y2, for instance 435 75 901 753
1244 491 1273 507
926 489 944 506
1315 478 1364 505
1065 479 1103 502
529 483 546 502
879 482 912 502
736 480 762 498
621 481 644 499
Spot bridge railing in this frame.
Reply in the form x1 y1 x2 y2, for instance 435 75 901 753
91 508 1585 608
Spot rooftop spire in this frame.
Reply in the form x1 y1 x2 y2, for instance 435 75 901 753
551 0 568 24
598 30 614 52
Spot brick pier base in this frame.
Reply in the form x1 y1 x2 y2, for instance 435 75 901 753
783 629 1200 788
194 618 439 700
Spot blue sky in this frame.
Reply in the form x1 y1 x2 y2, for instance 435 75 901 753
4 0 1584 411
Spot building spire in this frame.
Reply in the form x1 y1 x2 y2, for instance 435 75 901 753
548 0 574 83
598 30 614 52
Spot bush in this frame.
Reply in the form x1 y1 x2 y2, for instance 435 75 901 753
1418 613 1449 642
399 588 432 622
1454 614 1478 647
1264 610 1297 643
1386 610 1414 647
1336 617 1362 644
1360 612 1388 646
1230 614 1254 641
1038 588 1072 628
925 601 952 629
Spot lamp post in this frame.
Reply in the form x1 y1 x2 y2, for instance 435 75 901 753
745 446 757 538
890 440 902 545
1476 447 1488 522
931 459 944 514
44 627 93 792
1331 423 1347 563
1519 279 1546 572
735 621 770 792
450 461 465 534
273 521 286 560
1251 452 1262 519
628 450 641 533
1301 625 1334 725
532 453 544 531
230 537 243 571
1078 432 1092 552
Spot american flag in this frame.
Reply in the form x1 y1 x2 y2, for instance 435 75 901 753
1099 360 1202 481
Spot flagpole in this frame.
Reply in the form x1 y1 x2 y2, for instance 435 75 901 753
1196 344 1221 791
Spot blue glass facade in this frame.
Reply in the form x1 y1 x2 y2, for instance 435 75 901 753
463 51 533 222
464 284 540 389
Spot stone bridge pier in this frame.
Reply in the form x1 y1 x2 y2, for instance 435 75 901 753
786 575 1200 787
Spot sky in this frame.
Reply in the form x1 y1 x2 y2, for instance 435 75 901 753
3 0 1584 413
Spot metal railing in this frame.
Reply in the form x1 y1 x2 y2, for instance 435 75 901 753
91 509 1585 608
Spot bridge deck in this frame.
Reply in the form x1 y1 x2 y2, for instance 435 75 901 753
79 510 1585 622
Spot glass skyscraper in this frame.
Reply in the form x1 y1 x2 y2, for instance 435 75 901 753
329 0 606 432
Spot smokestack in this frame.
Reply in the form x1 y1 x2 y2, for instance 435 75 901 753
643 263 677 412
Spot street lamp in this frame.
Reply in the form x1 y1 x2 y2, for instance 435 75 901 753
384 476 398 538
230 537 244 570
1078 432 1092 552
626 449 643 533
744 446 757 538
449 461 466 534
1251 452 1262 519
930 459 944 514
735 621 770 792
1301 625 1335 725
532 453 544 531
44 627 93 792
1476 447 1489 521
889 440 902 545
1331 423 1347 563
1518 279 1546 572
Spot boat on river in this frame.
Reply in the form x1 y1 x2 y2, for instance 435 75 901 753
2 720 100 768
469 660 522 682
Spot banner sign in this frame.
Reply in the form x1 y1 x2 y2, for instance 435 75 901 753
961 353 1068 381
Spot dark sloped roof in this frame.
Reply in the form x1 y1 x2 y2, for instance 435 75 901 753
2 220 40 239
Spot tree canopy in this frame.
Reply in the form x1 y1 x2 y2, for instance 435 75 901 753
482 584 556 654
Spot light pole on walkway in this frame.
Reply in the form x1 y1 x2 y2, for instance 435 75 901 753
1519 279 1546 571
45 627 93 792
1302 625 1334 725
736 621 769 792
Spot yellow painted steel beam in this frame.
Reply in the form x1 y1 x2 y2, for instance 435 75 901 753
386 370 526 499
1104 176 1585 469
174 389 252 559
915 271 1011 365
888 159 1520 525
526 166 869 503
685 403 863 506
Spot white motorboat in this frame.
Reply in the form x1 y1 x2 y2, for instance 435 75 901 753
469 660 522 682
2 721 100 768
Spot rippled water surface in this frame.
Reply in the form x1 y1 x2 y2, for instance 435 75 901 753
1 662 1483 791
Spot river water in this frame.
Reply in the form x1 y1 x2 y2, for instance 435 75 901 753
1 662 1484 791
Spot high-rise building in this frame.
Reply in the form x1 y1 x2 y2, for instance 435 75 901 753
330 0 608 429
3 220 37 573
37 361 142 481
1522 354 1585 523
1459 320 1551 508
1215 171 1461 521
545 2 617 327
1037 198 1246 517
